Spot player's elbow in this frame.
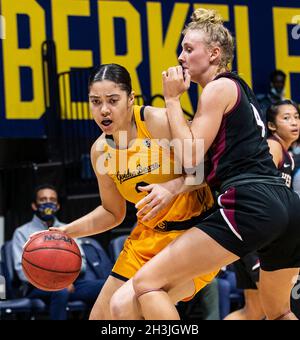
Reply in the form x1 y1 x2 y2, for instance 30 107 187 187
102 202 126 226
114 213 125 226
113 206 126 226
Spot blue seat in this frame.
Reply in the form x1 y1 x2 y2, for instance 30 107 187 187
1 253 32 316
108 235 128 262
66 300 87 313
225 267 244 306
217 269 244 319
80 237 113 278
0 298 35 314
0 241 46 318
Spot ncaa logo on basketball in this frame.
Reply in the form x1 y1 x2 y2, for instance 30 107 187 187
0 15 5 39
44 234 73 244
292 15 300 40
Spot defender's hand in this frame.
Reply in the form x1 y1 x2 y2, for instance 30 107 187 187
135 183 175 222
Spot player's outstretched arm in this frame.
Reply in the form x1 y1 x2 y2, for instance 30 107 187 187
50 142 126 238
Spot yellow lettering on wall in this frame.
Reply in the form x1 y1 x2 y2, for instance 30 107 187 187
2 0 46 119
234 6 252 87
273 8 300 99
98 0 142 96
52 0 93 120
147 2 193 115
52 0 92 73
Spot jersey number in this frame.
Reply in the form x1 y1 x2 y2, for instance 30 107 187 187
135 181 150 193
251 103 266 138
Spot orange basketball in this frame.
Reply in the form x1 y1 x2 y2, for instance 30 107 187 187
22 230 82 291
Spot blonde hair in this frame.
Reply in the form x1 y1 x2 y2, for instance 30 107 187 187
183 8 234 70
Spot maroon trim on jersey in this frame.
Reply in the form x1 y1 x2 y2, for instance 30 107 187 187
207 118 227 186
220 187 236 207
219 188 242 241
268 135 294 171
224 80 242 116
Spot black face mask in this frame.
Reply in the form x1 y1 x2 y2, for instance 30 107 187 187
35 202 58 222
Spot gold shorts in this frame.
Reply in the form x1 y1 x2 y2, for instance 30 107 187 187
111 222 218 302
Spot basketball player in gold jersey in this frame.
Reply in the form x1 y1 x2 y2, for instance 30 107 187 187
50 63 217 320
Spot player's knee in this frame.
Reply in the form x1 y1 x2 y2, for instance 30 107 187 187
132 271 148 297
109 291 131 320
132 271 163 299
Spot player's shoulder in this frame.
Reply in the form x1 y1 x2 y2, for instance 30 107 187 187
267 137 284 155
267 138 283 156
267 137 282 148
204 77 237 94
144 105 167 122
201 78 238 114
143 106 171 139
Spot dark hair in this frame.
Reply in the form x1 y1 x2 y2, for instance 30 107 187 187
270 70 286 82
32 184 58 203
88 64 132 95
266 99 300 135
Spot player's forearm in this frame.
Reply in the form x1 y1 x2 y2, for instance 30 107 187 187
180 177 206 193
163 176 204 197
62 206 123 238
165 99 193 141
165 99 198 168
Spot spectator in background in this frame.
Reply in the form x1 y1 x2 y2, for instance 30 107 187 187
257 70 286 122
12 184 107 320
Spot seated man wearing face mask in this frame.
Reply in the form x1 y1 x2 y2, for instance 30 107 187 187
11 184 109 320
256 69 286 123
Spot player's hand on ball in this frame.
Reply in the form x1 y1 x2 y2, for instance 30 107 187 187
49 226 67 233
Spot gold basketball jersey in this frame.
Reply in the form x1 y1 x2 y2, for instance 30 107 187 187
101 105 214 230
